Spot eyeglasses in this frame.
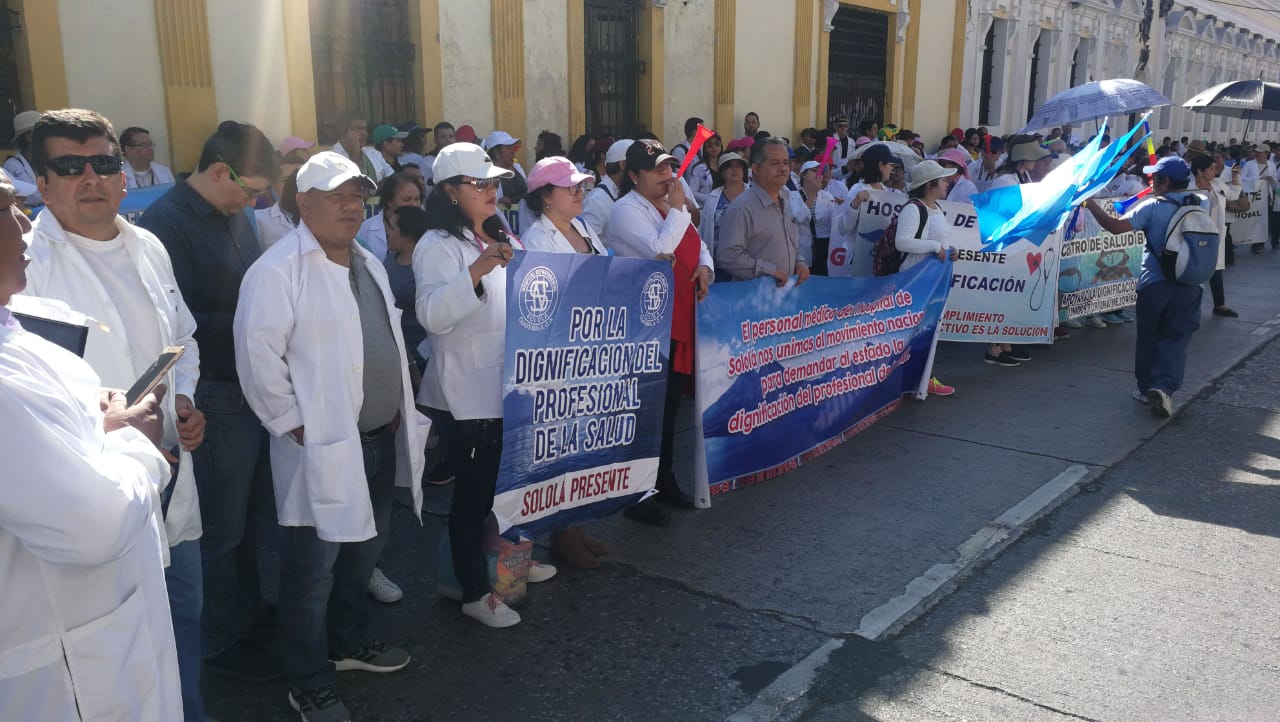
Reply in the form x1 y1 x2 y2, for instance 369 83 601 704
127 142 155 149
460 178 501 191
560 180 594 195
219 155 269 200
46 154 124 177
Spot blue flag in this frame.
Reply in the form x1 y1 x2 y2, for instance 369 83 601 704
974 117 1151 251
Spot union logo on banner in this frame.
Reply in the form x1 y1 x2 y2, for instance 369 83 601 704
518 265 559 331
639 271 670 327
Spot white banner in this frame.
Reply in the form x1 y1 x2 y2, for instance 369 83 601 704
1229 181 1269 246
935 200 1061 345
828 189 904 278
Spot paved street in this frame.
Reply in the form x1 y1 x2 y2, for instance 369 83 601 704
206 247 1280 722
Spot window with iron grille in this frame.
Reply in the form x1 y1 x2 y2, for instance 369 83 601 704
979 23 997 126
826 6 887 130
310 0 416 143
0 1 23 144
584 0 643 139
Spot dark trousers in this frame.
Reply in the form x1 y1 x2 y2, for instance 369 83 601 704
659 363 690 480
192 379 273 657
447 415 503 602
1209 269 1226 307
1226 225 1236 266
278 428 396 690
812 237 831 276
1134 280 1202 396
1270 207 1280 247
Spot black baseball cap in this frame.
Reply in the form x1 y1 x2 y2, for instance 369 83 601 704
626 139 676 172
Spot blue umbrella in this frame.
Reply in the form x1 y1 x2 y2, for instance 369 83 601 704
1020 79 1170 134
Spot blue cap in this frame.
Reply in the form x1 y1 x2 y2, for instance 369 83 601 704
1142 156 1190 181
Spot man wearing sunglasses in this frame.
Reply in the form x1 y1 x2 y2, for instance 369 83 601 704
22 108 208 721
138 121 283 685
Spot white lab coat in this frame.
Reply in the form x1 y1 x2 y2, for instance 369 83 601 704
123 162 176 189
830 135 858 181
255 202 297 250
1201 178 1243 270
582 175 621 240
234 221 427 542
0 316 181 722
23 210 202 560
520 213 609 255
357 211 390 262
413 227 516 420
332 142 394 183
605 190 715 268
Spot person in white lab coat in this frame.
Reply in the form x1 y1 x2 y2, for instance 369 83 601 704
356 172 423 262
21 108 210 721
581 138 633 239
414 143 557 629
235 151 428 722
0 182 182 722
120 126 176 188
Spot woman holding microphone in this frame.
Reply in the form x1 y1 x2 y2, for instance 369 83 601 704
414 143 555 628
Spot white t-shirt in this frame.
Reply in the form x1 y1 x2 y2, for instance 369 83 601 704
64 231 165 396
892 200 950 270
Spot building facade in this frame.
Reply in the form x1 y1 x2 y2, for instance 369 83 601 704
959 0 1280 140
4 0 1274 175
7 0 970 170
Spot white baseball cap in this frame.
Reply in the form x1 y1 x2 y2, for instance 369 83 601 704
605 139 634 165
482 130 520 150
799 160 822 174
431 142 515 182
296 151 377 193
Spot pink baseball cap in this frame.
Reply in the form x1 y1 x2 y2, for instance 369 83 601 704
854 136 872 147
278 136 316 156
936 148 972 179
526 156 594 192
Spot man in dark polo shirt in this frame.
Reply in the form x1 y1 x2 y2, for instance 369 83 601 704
138 120 281 681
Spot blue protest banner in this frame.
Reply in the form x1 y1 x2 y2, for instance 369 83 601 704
119 183 175 224
494 250 674 533
695 260 951 496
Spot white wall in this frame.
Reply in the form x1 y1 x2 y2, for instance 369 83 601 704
911 4 956 146
58 0 172 166
662 0 715 147
524 0 568 156
206 0 294 149
732 1 794 140
439 0 496 133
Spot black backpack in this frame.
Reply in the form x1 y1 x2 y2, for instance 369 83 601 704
874 199 927 276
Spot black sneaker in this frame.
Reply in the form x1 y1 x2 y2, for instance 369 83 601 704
331 639 410 673
1213 307 1239 318
205 640 283 682
288 686 351 722
1007 346 1032 362
623 498 670 527
984 352 1020 367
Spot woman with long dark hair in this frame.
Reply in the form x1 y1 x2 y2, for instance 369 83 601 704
357 173 422 261
413 143 556 628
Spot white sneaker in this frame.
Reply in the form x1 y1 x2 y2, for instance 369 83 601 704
1146 388 1173 418
1061 318 1084 329
527 561 557 583
367 568 403 604
461 592 521 628
1131 388 1149 404
1085 315 1107 329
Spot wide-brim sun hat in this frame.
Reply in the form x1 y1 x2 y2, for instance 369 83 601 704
12 110 39 141
432 142 515 182
526 156 594 192
717 151 747 170
907 159 956 191
1009 140 1054 163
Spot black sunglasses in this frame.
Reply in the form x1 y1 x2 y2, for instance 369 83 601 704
47 154 123 177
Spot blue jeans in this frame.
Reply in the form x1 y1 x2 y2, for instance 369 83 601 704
278 428 397 690
165 539 207 722
191 379 273 657
1135 280 1203 395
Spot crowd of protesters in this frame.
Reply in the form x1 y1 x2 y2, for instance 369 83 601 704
1 102 1275 722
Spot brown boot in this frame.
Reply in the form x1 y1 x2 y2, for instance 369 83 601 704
578 529 609 557
550 528 599 570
